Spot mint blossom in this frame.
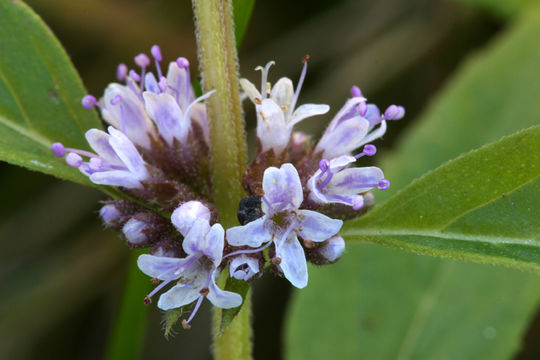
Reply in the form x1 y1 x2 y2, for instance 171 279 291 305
240 59 329 155
307 145 389 209
138 202 242 328
227 163 343 288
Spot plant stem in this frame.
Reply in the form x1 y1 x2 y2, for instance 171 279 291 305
192 0 252 359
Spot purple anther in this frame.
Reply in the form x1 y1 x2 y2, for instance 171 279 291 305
110 94 122 105
134 53 151 68
358 101 368 117
378 179 390 190
350 85 363 98
151 45 162 62
89 157 103 171
51 142 66 157
363 144 377 156
129 69 141 82
158 76 168 92
66 152 83 168
116 63 128 81
384 105 405 120
176 57 190 68
82 95 97 109
319 159 330 172
352 195 364 210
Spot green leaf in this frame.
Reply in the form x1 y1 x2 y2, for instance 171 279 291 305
287 9 540 360
343 125 540 272
163 308 184 338
105 251 151 360
233 0 255 47
454 0 536 18
0 0 102 185
220 277 251 332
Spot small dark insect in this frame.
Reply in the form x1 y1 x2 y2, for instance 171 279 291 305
237 196 262 225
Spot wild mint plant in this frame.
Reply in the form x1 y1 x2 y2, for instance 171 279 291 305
1 1 539 359
49 43 403 326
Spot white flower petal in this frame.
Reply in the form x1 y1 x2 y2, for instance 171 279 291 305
89 169 142 189
358 120 387 147
201 223 225 264
107 127 148 180
207 272 243 309
171 201 211 237
144 72 159 93
275 233 308 289
182 218 211 257
290 103 329 126
256 99 290 154
85 129 123 166
240 78 262 104
327 166 384 195
102 83 155 148
230 255 260 281
157 283 201 311
166 62 192 109
137 254 185 280
326 97 366 132
226 217 271 248
317 116 370 159
270 77 294 109
298 210 343 242
262 163 303 212
143 91 189 146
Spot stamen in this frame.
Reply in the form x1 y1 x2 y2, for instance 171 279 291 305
151 45 163 78
144 296 152 305
185 295 205 324
352 195 364 210
135 53 150 90
117 63 128 82
384 105 405 120
151 278 160 285
82 95 98 109
199 288 210 296
378 179 390 190
176 57 190 68
66 152 83 167
183 90 216 123
175 57 190 107
272 257 282 265
289 55 309 116
110 95 122 105
51 143 66 157
89 157 103 171
129 69 141 83
319 159 330 172
182 319 191 330
358 101 368 117
223 240 272 259
110 95 127 133
354 144 377 159
303 238 315 248
255 61 275 99
158 76 168 93
318 168 334 190
350 85 363 98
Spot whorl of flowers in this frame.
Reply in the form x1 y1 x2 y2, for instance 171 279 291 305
51 46 404 328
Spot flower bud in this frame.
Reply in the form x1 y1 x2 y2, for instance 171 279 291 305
307 236 345 265
171 201 211 236
122 218 149 247
100 204 122 226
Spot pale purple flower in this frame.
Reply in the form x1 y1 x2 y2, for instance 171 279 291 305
171 200 212 237
316 86 404 159
226 163 343 288
138 202 242 327
52 126 149 189
240 60 329 154
317 235 345 263
229 255 260 281
307 145 389 209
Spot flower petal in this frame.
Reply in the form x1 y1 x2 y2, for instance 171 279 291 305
275 233 308 289
256 99 290 154
270 77 294 109
262 163 303 212
166 62 192 109
328 166 384 195
182 218 211 257
85 129 123 166
143 91 189 146
240 78 262 104
365 104 381 127
201 223 225 264
157 283 201 311
226 217 272 248
144 72 159 93
297 210 343 242
89 169 142 189
358 120 387 147
316 116 370 159
101 83 155 148
290 103 329 126
230 255 260 281
137 254 185 280
207 272 243 309
107 127 148 180
326 97 367 132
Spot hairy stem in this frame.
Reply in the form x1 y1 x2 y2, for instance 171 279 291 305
192 0 252 359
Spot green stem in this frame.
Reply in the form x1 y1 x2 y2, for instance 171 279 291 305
192 0 252 359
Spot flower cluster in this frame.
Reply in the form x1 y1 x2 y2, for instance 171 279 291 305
51 46 404 329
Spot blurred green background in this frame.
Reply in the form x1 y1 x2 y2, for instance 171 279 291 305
1 0 539 359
